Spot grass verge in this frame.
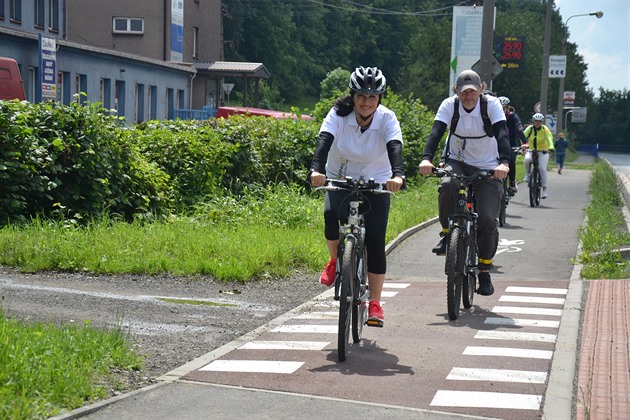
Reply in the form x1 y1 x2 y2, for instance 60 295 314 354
0 316 142 419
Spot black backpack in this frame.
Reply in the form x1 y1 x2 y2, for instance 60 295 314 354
450 94 494 138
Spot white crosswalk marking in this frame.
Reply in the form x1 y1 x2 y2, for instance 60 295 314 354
200 360 304 374
492 305 563 316
238 341 329 350
499 295 566 305
430 390 541 410
475 330 557 343
485 317 560 328
270 324 337 334
447 367 547 383
463 346 553 359
505 286 567 295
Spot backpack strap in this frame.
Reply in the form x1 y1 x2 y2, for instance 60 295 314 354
450 94 494 138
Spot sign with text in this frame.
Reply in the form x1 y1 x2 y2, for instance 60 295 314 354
39 35 57 100
572 107 587 123
549 55 567 78
494 35 525 70
563 91 575 106
450 6 485 92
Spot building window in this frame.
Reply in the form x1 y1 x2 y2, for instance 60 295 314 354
193 26 199 59
113 17 144 34
48 0 59 32
34 0 44 28
10 0 22 22
0 0 5 20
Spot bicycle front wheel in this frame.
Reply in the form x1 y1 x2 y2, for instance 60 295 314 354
337 237 355 362
352 245 368 343
446 226 464 320
529 168 541 207
462 224 477 309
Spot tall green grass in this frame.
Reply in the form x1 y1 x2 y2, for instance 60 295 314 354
0 181 438 281
578 161 630 279
0 316 142 419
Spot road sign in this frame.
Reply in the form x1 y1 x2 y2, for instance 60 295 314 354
572 107 587 123
549 55 566 78
563 91 575 106
545 114 557 134
471 56 504 79
222 83 234 95
534 102 541 113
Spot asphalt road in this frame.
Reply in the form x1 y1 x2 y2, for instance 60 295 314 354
61 159 604 420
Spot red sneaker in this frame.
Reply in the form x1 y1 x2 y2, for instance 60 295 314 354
318 259 337 287
367 300 384 327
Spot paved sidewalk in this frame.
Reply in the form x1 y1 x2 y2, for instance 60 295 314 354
577 280 630 420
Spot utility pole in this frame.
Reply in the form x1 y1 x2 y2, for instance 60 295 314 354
539 0 554 115
479 0 495 89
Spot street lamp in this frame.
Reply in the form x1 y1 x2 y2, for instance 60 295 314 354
555 11 603 136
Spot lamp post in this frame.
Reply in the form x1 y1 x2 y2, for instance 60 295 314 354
555 11 603 136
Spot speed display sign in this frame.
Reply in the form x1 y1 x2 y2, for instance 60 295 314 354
494 35 525 70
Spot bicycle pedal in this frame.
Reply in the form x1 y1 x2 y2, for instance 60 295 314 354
366 319 384 328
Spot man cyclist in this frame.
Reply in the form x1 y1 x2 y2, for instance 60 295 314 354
523 113 554 199
309 66 405 327
499 96 527 195
418 70 510 296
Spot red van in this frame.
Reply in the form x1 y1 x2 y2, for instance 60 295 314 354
0 57 26 101
215 106 312 121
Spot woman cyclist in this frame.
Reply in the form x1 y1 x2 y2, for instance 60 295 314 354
308 66 405 327
523 113 554 199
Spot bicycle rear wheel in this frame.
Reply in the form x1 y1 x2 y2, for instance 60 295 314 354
337 237 355 362
528 170 538 207
462 225 477 309
446 226 464 320
352 246 368 343
499 185 507 227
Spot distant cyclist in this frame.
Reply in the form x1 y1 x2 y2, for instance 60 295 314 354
418 69 510 296
499 96 527 195
523 113 554 199
308 66 405 326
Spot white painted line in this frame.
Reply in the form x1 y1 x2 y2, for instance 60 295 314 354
270 325 337 334
447 367 547 383
505 286 567 295
381 291 399 298
295 312 338 319
475 330 557 343
499 295 565 305
238 341 329 351
200 360 304 374
383 283 411 289
492 306 563 316
430 390 541 410
485 317 560 328
463 346 553 359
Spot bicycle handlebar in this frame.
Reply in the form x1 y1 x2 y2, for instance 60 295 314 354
315 177 394 195
432 167 495 182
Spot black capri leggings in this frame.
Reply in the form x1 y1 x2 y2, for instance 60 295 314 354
324 190 391 275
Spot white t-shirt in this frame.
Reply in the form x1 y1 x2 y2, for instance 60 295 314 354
435 94 505 170
319 104 403 183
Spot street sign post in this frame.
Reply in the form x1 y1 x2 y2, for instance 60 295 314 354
222 83 234 105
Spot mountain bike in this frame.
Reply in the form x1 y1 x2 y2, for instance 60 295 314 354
527 148 543 207
433 168 494 320
499 147 523 227
316 177 393 362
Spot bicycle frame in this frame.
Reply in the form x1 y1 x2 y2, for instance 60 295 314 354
316 176 391 361
434 168 492 320
527 149 542 207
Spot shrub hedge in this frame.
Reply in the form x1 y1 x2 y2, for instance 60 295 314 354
0 92 433 224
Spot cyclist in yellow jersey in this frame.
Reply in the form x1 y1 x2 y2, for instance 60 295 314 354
523 113 554 198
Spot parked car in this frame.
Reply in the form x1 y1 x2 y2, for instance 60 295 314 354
0 57 26 101
215 106 312 121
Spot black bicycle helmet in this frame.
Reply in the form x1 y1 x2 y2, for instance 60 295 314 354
349 66 387 95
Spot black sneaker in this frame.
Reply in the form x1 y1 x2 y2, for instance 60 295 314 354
477 272 494 296
432 234 447 255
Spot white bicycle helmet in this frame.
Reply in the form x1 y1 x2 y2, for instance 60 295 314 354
349 66 387 95
532 113 545 121
499 96 510 107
